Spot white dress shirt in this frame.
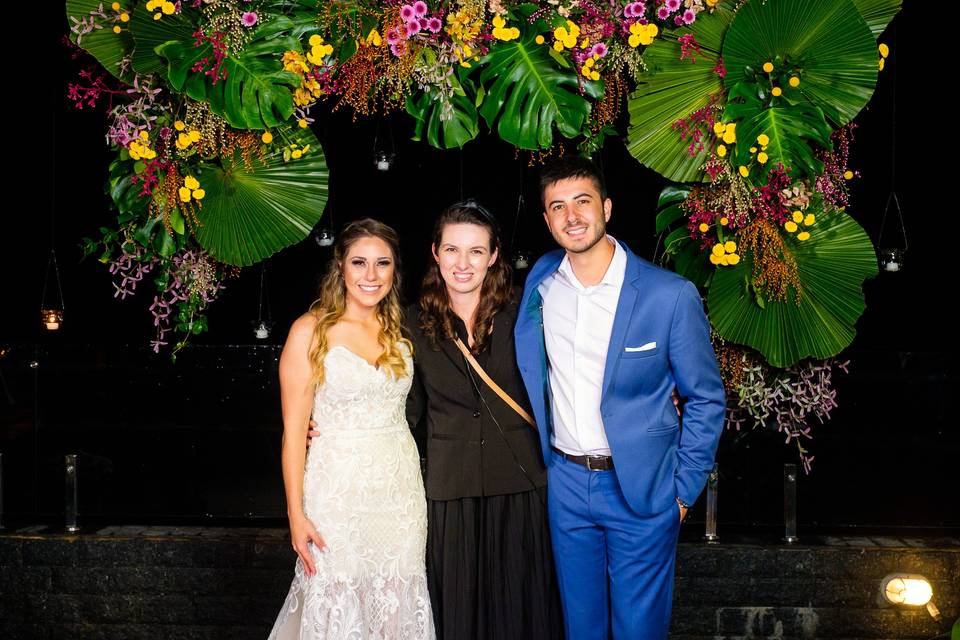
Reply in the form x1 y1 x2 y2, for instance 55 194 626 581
538 236 627 456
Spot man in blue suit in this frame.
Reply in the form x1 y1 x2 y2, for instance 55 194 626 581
515 157 725 639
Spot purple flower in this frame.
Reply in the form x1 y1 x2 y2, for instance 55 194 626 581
419 17 429 30
625 2 645 18
427 17 442 32
405 19 420 36
386 27 401 45
682 9 695 24
674 14 683 25
159 126 172 140
241 11 257 27
400 4 416 20
666 0 681 11
657 6 670 19
413 1 428 17
591 43 608 57
390 41 408 57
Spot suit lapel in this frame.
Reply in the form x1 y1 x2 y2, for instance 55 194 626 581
601 248 643 403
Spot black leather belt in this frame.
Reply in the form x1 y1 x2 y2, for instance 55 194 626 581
551 447 615 471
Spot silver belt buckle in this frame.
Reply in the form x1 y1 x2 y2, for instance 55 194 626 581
585 455 605 471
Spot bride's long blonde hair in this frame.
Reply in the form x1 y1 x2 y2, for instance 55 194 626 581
308 218 411 386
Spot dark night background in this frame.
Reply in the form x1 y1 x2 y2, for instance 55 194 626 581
0 2 955 532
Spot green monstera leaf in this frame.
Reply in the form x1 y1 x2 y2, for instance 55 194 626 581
66 0 135 82
722 0 880 127
128 7 197 76
708 210 878 368
477 34 601 150
157 17 304 130
625 2 736 183
654 186 713 289
191 126 329 266
407 62 479 149
723 82 833 184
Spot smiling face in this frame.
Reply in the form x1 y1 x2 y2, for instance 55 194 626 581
542 176 612 255
340 235 396 311
432 222 498 298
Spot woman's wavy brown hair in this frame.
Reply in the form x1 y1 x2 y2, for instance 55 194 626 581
308 218 412 386
418 200 513 354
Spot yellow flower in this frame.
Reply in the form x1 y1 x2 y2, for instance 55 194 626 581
720 217 729 226
716 144 727 158
298 119 308 129
535 35 545 45
713 122 725 136
584 58 594 68
712 244 726 257
749 146 757 154
309 34 324 47
757 134 769 146
843 170 854 180
154 12 162 20
581 38 590 48
113 25 122 33
722 128 736 144
789 76 800 87
879 58 885 71
188 130 200 143
162 1 175 15
628 34 640 48
590 70 600 81
192 189 205 201
366 29 382 47
139 131 149 141
724 241 737 253
120 12 130 22
796 232 810 241
804 213 816 227
879 43 889 58
111 2 120 9
262 131 273 143
785 221 798 233
627 22 657 47
718 254 730 266
291 149 303 159
792 211 804 224
738 165 749 178
492 15 506 29
179 186 192 202
762 62 773 73
553 27 567 41
145 0 161 10
553 40 564 52
174 120 186 131
705 0 718 6
757 152 768 164
176 133 191 149
709 253 721 265
726 253 740 265
184 175 200 190
771 86 782 97
301 145 310 153
699 223 710 233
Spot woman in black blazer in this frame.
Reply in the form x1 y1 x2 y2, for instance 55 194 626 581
405 201 562 640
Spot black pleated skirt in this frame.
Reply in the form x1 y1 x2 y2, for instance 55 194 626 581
427 489 564 640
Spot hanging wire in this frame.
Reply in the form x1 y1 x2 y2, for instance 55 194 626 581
41 111 65 318
257 263 271 324
877 25 907 252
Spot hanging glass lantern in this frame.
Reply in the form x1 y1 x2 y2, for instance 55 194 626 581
41 308 64 331
40 248 65 331
512 250 531 270
877 191 907 273
315 228 335 247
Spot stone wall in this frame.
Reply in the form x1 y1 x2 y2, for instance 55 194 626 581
2 527 958 639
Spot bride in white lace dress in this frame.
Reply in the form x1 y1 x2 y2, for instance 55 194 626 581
269 219 434 640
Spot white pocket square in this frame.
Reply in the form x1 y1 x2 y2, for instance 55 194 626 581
625 342 657 352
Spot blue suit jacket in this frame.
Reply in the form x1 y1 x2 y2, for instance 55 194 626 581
514 242 726 517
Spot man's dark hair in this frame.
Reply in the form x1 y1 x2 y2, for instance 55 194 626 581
538 156 607 205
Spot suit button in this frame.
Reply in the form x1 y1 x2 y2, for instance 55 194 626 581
473 410 481 418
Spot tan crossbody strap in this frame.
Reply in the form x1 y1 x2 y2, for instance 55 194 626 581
453 337 537 431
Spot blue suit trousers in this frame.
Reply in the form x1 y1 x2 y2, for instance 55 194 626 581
548 455 681 639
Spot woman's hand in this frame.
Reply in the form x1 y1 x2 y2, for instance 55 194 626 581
305 419 321 447
289 511 326 577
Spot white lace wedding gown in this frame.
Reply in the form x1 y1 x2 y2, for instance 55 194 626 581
268 345 434 640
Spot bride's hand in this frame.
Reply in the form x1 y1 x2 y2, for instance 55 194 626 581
305 419 321 448
289 512 326 577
